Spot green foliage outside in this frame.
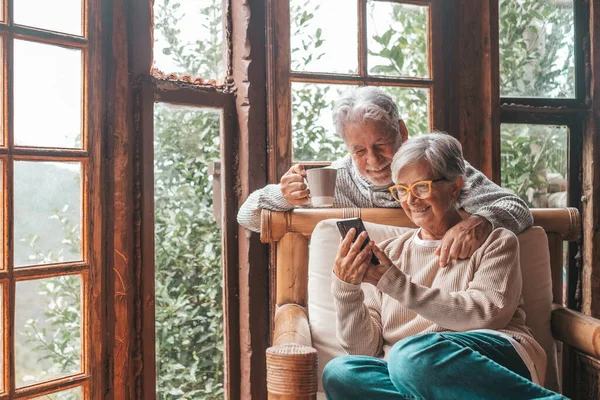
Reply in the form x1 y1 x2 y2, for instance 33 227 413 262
499 0 574 98
154 105 223 399
20 209 82 400
367 2 428 78
501 124 568 206
21 0 226 398
290 0 347 161
154 0 224 79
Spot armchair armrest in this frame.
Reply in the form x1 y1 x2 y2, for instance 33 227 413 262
551 304 600 358
273 304 313 347
266 304 318 399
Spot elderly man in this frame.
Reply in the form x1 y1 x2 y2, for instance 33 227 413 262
237 87 533 266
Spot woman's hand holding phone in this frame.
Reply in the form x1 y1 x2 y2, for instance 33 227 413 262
334 227 375 284
335 218 394 286
361 246 394 286
336 218 380 265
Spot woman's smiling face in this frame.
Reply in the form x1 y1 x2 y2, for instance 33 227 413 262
396 159 463 238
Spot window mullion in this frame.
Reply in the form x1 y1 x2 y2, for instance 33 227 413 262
5 0 14 393
291 71 433 87
358 0 367 79
267 0 292 181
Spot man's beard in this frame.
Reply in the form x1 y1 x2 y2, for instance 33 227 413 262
365 161 392 185
366 160 391 174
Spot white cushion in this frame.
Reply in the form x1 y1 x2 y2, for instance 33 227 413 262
308 220 411 393
516 226 558 392
307 221 558 394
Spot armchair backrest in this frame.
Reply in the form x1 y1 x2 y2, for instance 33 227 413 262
261 207 581 308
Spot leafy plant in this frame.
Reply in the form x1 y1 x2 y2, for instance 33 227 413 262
292 83 347 161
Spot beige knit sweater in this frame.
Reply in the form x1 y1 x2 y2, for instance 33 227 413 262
331 228 546 383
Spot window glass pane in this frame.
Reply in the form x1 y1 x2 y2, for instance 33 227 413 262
501 124 568 208
290 0 358 74
382 87 430 137
499 0 574 98
367 1 429 78
292 82 354 162
154 104 224 398
31 386 83 400
153 0 225 82
14 40 82 149
14 0 82 36
14 161 82 267
16 275 82 387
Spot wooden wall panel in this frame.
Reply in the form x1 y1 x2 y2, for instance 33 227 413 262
232 0 270 399
130 0 153 398
457 0 499 181
89 0 108 397
571 351 600 399
107 0 136 398
582 0 600 319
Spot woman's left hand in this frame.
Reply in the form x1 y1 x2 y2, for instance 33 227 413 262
435 215 493 267
361 245 393 286
334 229 375 284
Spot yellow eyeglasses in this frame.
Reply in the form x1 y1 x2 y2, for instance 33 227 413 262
389 178 448 202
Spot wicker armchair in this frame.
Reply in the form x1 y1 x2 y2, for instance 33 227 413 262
261 208 600 400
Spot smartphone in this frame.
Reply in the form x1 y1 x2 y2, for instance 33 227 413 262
336 218 380 265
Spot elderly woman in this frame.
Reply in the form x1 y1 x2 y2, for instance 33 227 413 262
323 133 564 400
238 87 533 268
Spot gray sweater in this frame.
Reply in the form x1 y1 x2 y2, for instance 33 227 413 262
237 154 533 233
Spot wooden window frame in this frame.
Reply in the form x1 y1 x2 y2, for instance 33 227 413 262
0 0 104 398
128 0 243 398
495 0 587 310
137 81 240 400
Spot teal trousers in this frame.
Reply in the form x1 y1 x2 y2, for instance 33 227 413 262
322 332 567 400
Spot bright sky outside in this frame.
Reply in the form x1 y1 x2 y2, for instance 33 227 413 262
12 0 82 154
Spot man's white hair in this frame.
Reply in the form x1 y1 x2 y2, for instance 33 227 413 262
332 86 401 142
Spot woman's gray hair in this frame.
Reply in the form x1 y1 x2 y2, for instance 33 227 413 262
332 86 401 142
391 132 467 185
